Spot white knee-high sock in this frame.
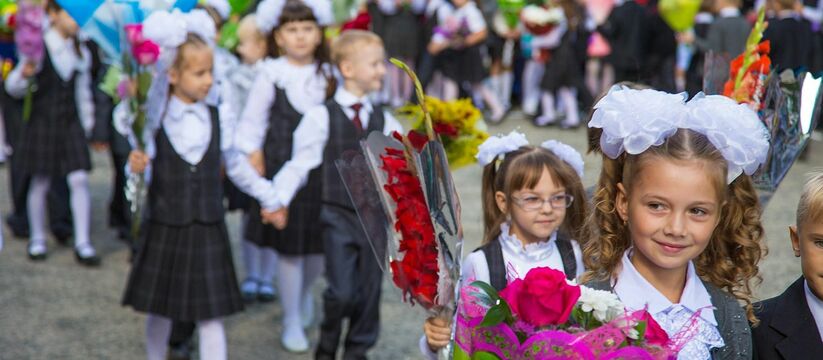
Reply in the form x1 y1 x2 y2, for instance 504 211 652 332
442 79 459 101
522 60 545 115
558 87 579 126
301 254 324 324
476 83 505 122
536 91 557 126
198 319 227 360
501 71 513 109
28 176 51 248
67 170 93 254
242 241 261 280
277 255 305 333
145 315 172 360
260 248 278 284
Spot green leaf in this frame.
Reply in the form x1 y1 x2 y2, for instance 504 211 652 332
469 281 500 301
137 71 153 100
454 346 472 360
473 351 503 360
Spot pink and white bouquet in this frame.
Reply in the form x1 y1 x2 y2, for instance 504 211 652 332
520 2 564 35
455 267 700 359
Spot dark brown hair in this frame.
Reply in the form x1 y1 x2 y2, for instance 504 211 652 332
45 0 81 57
266 0 335 98
481 146 590 246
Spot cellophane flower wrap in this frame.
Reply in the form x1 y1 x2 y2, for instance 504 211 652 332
121 23 159 239
334 59 464 359
397 96 489 169
703 7 823 205
721 7 770 109
455 267 696 360
14 0 44 122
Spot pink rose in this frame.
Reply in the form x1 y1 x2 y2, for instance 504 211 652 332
639 311 670 346
124 24 144 45
132 40 160 66
500 267 581 327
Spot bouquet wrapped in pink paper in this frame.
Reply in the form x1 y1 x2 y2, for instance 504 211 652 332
14 0 44 122
455 267 702 359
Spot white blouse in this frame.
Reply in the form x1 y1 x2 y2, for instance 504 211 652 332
431 1 487 44
226 57 331 210
804 280 823 342
228 87 403 210
613 250 724 359
5 28 95 135
461 222 585 285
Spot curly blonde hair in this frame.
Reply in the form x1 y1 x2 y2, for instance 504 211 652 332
481 146 590 246
583 129 765 324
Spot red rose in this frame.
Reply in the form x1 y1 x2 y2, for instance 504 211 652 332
500 267 580 327
639 310 670 347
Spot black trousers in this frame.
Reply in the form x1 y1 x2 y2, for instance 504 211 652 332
316 206 382 360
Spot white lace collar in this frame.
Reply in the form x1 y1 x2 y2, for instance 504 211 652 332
498 222 557 262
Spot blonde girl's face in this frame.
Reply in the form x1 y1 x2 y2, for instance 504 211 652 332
169 46 214 103
616 157 722 277
236 30 268 64
274 20 322 63
496 168 569 244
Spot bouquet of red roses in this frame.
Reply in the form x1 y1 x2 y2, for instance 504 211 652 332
455 267 700 359
335 59 463 333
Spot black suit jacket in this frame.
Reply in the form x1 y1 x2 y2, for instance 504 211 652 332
752 277 823 360
597 0 649 71
762 17 815 72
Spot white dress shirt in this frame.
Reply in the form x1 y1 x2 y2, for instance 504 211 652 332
227 87 402 210
5 28 95 135
613 250 724 359
461 222 585 284
115 95 236 181
431 1 487 44
378 0 427 15
804 280 823 342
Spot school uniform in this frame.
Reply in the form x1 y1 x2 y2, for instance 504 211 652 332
687 11 714 97
122 96 243 322
418 222 585 358
227 57 331 255
752 277 823 360
221 61 262 212
371 0 426 61
695 8 749 58
263 87 402 359
597 0 649 83
5 29 94 177
587 250 753 360
434 1 488 86
764 11 816 72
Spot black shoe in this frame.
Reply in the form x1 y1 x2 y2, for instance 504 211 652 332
52 226 73 246
27 244 47 261
75 250 101 267
167 342 192 360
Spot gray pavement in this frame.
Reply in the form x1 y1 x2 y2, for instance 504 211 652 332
0 111 818 359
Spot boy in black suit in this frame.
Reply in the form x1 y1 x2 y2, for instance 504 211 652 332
753 171 823 359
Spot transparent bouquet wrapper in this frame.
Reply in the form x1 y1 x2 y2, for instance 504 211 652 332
704 52 823 206
336 131 464 360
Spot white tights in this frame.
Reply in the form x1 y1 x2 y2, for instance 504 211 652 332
27 170 93 254
145 315 227 360
277 254 324 335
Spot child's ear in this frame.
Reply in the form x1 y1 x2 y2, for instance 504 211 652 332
167 67 180 86
790 225 801 258
339 59 353 79
615 183 629 224
495 191 508 215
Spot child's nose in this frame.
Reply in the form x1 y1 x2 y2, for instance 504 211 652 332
663 213 688 238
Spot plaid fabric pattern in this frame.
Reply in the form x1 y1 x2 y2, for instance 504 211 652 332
16 49 91 176
122 221 244 321
146 107 224 226
245 86 323 255
321 100 385 210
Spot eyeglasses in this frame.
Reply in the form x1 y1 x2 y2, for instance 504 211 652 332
511 194 574 211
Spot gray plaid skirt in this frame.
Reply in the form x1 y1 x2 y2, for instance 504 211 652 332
123 221 244 321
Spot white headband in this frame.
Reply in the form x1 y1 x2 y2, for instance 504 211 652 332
476 131 585 178
255 0 334 33
589 85 770 183
143 9 219 129
206 0 231 20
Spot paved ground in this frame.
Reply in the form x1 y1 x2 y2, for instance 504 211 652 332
0 111 818 359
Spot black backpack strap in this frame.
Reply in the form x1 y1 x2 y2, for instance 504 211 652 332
477 240 507 292
555 232 578 280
